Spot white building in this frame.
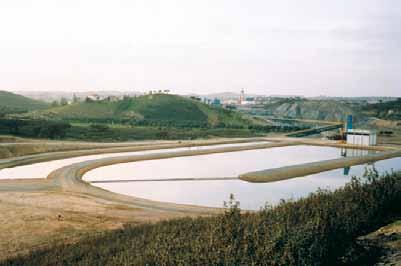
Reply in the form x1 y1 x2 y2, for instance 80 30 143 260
223 99 238 105
346 129 377 146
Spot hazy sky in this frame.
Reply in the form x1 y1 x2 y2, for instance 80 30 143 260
1 0 400 96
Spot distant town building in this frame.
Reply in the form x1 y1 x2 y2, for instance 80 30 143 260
236 89 258 105
202 98 212 105
147 89 170 95
190 96 202 101
212 98 221 106
86 94 103 102
222 99 238 105
254 96 269 104
241 97 256 105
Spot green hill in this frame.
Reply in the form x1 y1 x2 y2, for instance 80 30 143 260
0 91 49 115
28 94 253 127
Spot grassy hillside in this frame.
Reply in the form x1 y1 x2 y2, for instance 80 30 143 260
361 98 401 120
0 91 48 115
4 171 400 265
27 94 252 127
263 98 362 122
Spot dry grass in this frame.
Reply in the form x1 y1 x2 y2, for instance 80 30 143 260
0 191 187 261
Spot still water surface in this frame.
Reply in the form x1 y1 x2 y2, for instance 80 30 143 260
90 158 400 210
0 142 269 179
83 146 399 210
85 146 345 181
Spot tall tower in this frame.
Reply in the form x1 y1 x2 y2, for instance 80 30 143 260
239 89 245 104
346 115 353 131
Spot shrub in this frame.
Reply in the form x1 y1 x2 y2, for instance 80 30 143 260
89 124 110 132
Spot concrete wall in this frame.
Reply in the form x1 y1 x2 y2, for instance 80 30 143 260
346 133 376 146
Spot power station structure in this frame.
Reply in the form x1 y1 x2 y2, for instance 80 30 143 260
238 89 245 104
344 115 376 146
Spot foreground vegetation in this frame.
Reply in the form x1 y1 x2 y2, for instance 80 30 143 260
3 170 400 265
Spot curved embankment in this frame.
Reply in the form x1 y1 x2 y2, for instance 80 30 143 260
46 141 297 214
0 140 165 159
240 149 401 183
0 137 269 170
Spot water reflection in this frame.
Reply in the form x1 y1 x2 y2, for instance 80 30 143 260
84 145 345 182
91 157 400 210
340 148 376 157
340 148 377 175
0 141 269 179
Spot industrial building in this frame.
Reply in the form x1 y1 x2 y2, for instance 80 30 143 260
346 129 377 146
343 115 377 146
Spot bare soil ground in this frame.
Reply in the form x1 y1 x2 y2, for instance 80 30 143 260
0 190 194 261
369 119 401 147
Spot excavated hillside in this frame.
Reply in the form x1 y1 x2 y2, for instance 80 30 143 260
264 99 363 122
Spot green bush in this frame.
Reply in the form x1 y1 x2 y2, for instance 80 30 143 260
89 124 110 132
3 170 400 265
0 119 71 139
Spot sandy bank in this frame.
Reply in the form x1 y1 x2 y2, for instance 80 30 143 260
0 137 269 169
240 149 401 183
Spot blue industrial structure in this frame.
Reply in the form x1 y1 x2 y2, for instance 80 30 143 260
346 115 353 131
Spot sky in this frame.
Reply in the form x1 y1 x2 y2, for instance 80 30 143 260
0 0 400 97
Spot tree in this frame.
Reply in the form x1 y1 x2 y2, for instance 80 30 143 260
51 101 59 108
60 97 68 106
34 122 71 139
73 94 79 103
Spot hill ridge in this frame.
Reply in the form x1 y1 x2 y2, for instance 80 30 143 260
0 90 49 115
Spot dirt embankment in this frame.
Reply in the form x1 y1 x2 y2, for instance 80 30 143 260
0 137 270 169
0 139 176 159
240 149 401 183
